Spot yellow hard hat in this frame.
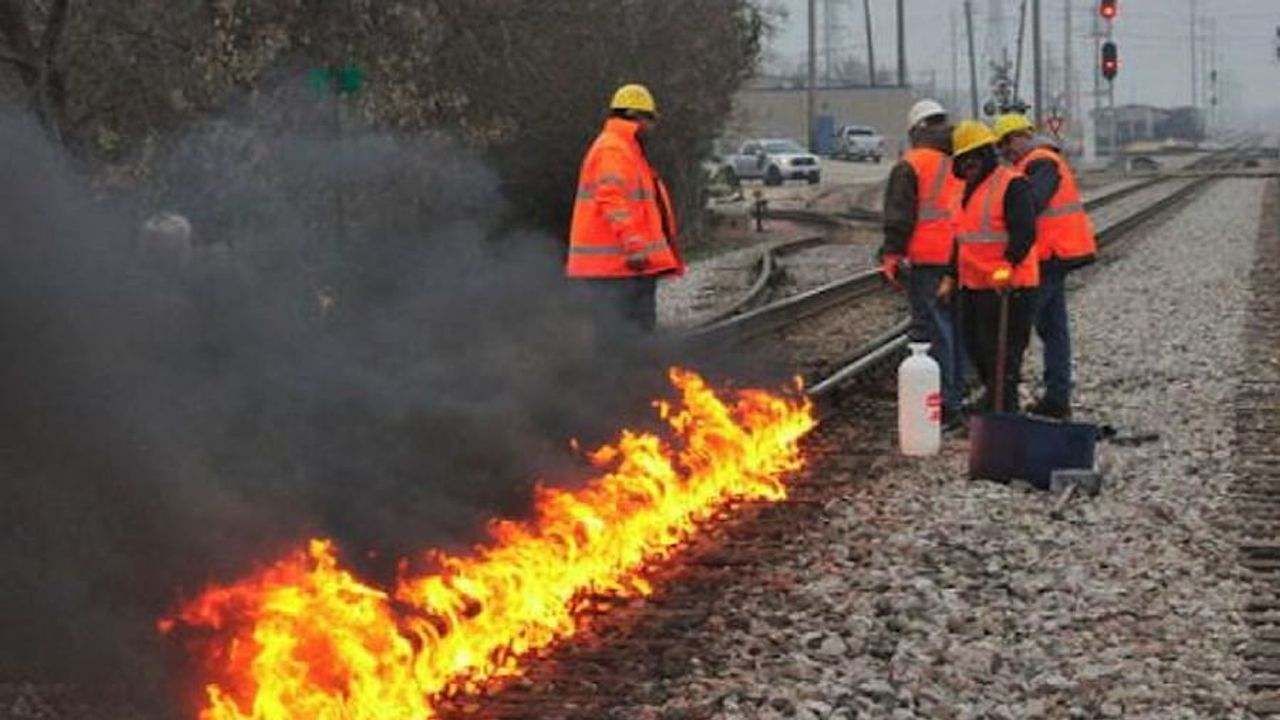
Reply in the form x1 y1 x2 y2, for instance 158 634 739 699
992 113 1035 142
610 84 658 116
952 120 997 157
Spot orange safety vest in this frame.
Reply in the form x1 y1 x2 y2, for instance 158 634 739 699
903 148 963 265
1016 146 1097 263
566 118 683 278
956 166 1039 290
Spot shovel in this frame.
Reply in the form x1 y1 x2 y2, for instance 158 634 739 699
993 282 1011 413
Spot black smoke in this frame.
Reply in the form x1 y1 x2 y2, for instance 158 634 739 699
0 94 715 712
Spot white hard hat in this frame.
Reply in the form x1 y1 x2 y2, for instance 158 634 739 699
907 99 948 130
141 212 193 245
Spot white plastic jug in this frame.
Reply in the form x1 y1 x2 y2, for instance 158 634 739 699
899 342 942 456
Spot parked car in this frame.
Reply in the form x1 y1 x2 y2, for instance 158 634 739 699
723 139 822 186
833 124 885 163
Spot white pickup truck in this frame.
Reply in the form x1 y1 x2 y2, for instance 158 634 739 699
721 139 822 186
833 125 886 163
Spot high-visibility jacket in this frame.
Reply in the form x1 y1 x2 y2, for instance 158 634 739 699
566 118 683 278
1016 146 1097 263
903 148 963 265
956 166 1039 290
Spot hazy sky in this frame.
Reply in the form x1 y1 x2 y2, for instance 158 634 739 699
767 0 1280 125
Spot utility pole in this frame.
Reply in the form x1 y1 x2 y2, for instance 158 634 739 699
951 6 960 111
897 0 907 87
808 0 817 151
965 0 980 117
823 0 834 82
1189 0 1198 108
1014 1 1027 102
1032 0 1043 124
986 0 1007 71
1064 0 1074 127
863 0 877 86
1210 17 1218 133
1088 6 1101 162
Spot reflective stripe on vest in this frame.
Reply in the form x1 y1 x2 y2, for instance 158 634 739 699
568 239 669 256
566 118 684 278
904 149 960 264
955 167 1039 289
956 167 1009 245
917 156 953 220
959 231 1009 244
1018 147 1097 261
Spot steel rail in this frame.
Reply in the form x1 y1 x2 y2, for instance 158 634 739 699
694 234 829 325
687 173 1180 343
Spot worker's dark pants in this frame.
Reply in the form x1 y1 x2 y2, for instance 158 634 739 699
576 276 657 337
961 287 1039 413
904 265 963 417
1034 261 1072 406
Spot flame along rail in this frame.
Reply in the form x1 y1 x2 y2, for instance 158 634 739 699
801 144 1259 400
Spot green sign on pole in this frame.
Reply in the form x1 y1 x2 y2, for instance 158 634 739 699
306 63 366 98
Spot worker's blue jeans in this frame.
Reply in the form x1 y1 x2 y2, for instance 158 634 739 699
1034 262 1072 406
905 265 963 416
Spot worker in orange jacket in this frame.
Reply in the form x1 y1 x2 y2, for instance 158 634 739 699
566 84 683 333
878 99 965 430
994 114 1097 419
948 121 1041 414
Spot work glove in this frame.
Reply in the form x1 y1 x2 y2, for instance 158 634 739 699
880 253 904 289
991 264 1013 289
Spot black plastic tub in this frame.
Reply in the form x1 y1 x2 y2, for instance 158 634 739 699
968 413 1099 491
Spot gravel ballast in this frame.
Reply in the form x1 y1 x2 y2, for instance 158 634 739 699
639 177 1269 719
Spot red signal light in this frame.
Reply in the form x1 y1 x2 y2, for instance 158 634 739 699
1101 41 1119 81
1100 0 1117 19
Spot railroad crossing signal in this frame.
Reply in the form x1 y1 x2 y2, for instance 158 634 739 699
1101 41 1119 82
1099 0 1117 20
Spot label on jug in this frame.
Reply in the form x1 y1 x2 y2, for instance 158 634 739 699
925 392 942 423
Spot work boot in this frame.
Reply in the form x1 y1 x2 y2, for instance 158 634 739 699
1025 397 1072 420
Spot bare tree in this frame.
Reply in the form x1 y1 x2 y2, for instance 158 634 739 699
0 1 771 240
0 0 72 137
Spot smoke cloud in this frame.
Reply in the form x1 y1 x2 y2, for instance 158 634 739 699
0 94 723 712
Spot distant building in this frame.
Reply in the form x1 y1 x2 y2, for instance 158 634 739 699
727 77 916 158
1093 104 1206 154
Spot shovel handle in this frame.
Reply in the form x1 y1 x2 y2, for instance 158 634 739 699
994 288 1010 413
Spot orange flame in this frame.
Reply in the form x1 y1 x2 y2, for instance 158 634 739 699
163 367 815 719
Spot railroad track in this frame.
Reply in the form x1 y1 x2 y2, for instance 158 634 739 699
693 145 1254 351
686 145 1256 402
432 144 1271 720
1234 177 1280 716
688 175 1172 346
807 146 1256 399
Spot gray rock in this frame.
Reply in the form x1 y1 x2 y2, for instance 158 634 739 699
858 679 895 702
817 635 848 658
